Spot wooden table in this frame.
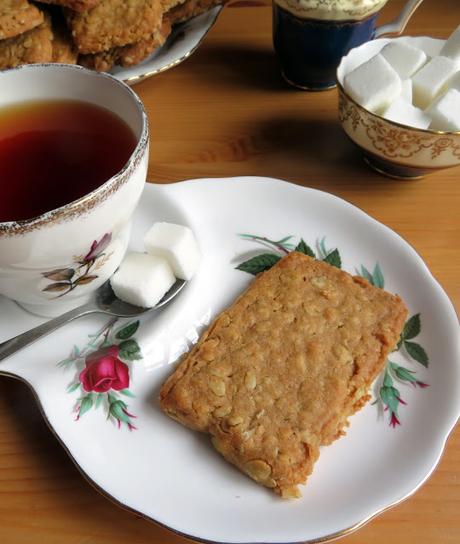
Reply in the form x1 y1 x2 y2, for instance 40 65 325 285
0 1 459 542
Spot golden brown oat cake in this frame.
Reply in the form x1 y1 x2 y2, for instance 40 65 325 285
65 0 165 54
38 0 102 12
0 16 52 69
79 19 171 71
166 0 223 25
0 0 44 40
117 19 170 66
160 252 407 498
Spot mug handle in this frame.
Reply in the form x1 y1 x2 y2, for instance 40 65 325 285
375 0 425 38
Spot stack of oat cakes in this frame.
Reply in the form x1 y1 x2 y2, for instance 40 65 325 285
0 0 222 71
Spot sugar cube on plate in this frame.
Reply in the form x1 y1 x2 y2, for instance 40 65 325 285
383 97 431 129
401 79 413 102
428 88 460 131
144 222 201 281
412 56 458 109
440 24 460 64
344 54 401 113
110 252 175 308
380 41 427 78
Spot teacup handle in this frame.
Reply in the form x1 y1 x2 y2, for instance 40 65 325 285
375 0 424 38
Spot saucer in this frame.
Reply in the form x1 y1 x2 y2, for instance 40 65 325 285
1 177 458 543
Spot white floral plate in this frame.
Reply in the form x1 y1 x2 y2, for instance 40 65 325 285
0 177 459 544
110 7 222 85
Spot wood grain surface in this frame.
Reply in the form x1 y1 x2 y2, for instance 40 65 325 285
0 1 459 542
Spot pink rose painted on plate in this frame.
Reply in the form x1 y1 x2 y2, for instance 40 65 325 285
80 346 130 393
58 319 141 430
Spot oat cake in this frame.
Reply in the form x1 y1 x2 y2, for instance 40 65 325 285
166 0 222 25
0 16 53 69
65 0 167 53
79 19 171 71
160 252 407 498
0 0 44 40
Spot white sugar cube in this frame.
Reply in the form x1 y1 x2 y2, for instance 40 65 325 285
401 79 413 102
383 97 431 129
412 56 458 109
440 25 460 64
344 54 401 113
428 88 460 131
110 252 175 308
144 222 200 281
380 41 427 78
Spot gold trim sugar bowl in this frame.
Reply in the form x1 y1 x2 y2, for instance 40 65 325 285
337 36 460 179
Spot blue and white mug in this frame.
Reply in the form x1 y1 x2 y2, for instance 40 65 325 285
273 0 424 90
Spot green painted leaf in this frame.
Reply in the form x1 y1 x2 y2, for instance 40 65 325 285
380 385 392 407
404 341 429 367
380 385 399 413
236 253 281 275
372 263 384 289
383 368 393 387
388 386 401 412
119 339 142 361
95 394 104 409
67 382 80 393
390 363 417 383
110 401 130 423
323 249 342 269
120 389 136 398
79 395 93 417
402 314 421 340
116 321 140 340
295 239 315 258
360 265 374 285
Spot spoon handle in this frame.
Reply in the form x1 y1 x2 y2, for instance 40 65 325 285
0 301 98 362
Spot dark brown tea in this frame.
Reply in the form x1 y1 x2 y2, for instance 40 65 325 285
0 100 138 223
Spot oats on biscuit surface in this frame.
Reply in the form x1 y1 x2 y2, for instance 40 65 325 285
0 0 44 40
0 16 53 69
160 252 407 497
66 0 164 54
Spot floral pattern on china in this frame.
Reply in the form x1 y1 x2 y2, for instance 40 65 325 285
42 233 113 297
59 319 141 430
58 230 430 431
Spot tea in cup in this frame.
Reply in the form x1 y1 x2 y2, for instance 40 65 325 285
0 64 149 316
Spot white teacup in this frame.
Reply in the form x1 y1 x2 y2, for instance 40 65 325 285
0 64 149 317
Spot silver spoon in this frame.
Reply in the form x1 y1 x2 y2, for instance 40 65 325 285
0 279 186 362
